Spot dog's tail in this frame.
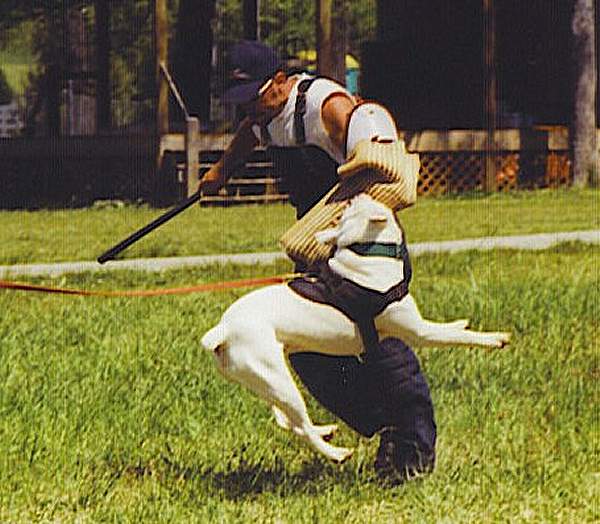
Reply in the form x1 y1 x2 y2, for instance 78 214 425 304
201 324 227 352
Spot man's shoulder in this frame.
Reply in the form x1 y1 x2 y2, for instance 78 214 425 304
312 75 348 91
303 76 353 105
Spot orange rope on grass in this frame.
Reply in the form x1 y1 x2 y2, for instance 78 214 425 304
0 274 300 298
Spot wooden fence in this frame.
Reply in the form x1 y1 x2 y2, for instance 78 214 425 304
0 127 579 209
190 127 573 205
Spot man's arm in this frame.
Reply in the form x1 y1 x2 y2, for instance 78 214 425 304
321 92 356 154
198 117 259 195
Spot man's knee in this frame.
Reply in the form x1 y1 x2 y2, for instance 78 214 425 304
289 352 384 437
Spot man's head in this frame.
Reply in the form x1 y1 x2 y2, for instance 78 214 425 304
223 40 291 123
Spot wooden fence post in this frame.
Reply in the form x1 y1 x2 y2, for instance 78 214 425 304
483 0 497 192
186 117 201 197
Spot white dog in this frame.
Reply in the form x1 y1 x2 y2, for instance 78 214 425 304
202 195 510 463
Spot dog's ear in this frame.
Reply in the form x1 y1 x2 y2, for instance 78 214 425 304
315 228 338 245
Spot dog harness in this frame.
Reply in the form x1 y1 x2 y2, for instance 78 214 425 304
289 238 412 322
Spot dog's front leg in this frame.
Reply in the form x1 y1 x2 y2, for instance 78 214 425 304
378 294 510 348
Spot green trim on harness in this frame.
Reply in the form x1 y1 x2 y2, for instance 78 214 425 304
348 242 407 259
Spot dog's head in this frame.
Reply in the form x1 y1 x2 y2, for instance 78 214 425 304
315 195 400 248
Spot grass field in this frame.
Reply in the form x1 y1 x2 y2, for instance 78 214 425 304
0 189 598 264
0 241 598 522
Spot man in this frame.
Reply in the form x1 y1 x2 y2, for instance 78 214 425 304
200 40 436 483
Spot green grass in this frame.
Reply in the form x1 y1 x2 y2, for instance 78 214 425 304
0 188 598 264
0 244 598 522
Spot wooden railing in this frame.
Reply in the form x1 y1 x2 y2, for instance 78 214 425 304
0 127 588 209
172 127 577 206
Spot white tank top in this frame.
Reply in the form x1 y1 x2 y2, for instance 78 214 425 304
252 73 352 164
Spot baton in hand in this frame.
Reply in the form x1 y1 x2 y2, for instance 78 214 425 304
97 192 201 264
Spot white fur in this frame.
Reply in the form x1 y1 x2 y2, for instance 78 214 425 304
201 195 510 463
316 194 405 292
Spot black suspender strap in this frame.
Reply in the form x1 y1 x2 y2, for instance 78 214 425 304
294 78 316 145
356 317 385 361
259 122 272 145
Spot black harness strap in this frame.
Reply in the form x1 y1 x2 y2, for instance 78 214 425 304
291 77 389 358
357 317 386 361
294 78 316 145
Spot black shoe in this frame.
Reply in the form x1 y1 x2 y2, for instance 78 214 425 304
374 428 436 486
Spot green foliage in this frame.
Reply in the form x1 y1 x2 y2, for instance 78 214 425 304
346 0 377 56
0 19 40 98
215 0 377 59
0 67 14 104
261 0 316 57
216 0 244 48
0 245 597 521
0 0 377 129
108 1 156 126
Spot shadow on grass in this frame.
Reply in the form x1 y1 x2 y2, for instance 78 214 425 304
118 454 362 499
172 456 351 499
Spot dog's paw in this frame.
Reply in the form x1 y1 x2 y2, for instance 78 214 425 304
328 446 354 464
493 332 511 348
450 319 470 330
498 332 511 348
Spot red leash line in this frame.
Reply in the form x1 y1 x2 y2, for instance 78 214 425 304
0 274 300 297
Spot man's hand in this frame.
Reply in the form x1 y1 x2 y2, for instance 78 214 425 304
198 164 226 196
198 117 259 200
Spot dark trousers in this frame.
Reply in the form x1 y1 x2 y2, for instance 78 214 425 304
289 337 437 462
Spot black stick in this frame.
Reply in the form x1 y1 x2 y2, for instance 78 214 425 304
97 193 201 264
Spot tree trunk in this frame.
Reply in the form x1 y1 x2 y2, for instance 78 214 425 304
172 0 217 124
483 0 497 191
317 0 346 85
243 0 260 40
331 0 347 86
95 0 111 133
155 0 169 135
571 0 597 187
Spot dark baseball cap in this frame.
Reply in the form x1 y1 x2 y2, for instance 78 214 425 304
222 40 283 104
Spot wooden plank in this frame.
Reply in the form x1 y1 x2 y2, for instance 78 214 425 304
200 194 288 204
227 177 281 185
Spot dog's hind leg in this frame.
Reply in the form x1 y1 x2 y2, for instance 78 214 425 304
271 405 338 440
272 405 292 430
223 329 353 462
267 370 352 462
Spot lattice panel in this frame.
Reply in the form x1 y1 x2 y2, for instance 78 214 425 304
417 151 571 195
196 149 573 207
495 153 519 191
418 153 484 195
545 152 572 187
